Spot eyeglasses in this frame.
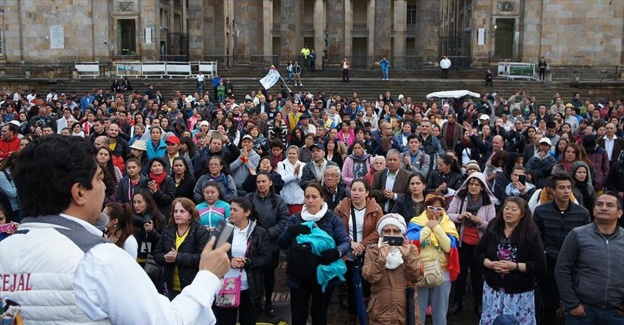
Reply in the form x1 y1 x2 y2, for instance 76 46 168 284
427 206 444 212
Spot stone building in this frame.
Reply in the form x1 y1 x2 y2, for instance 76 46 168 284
0 0 621 71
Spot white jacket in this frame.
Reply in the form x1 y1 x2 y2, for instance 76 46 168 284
277 158 305 205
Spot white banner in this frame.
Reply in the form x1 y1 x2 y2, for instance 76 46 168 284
259 68 281 90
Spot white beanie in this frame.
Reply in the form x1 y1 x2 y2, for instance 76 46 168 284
376 213 407 235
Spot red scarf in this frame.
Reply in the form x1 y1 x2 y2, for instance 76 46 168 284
149 172 167 190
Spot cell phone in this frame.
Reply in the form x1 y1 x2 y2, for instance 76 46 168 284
211 218 234 249
518 174 527 185
383 236 404 246
0 223 16 234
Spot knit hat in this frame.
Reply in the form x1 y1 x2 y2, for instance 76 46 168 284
376 213 407 235
465 160 481 173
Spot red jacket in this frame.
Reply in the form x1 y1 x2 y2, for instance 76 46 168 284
0 136 20 158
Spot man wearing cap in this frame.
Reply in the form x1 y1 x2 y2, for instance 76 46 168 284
299 113 316 135
525 137 557 189
0 122 20 159
162 134 194 176
229 134 260 196
301 142 338 188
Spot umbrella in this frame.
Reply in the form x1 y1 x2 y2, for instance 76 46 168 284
426 90 481 100
352 263 368 325
406 286 416 325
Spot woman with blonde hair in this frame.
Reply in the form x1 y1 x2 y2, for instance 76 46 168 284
406 193 460 325
153 197 210 300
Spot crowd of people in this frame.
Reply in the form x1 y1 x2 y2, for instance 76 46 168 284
1 82 624 325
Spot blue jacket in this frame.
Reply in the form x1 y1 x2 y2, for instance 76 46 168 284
278 209 350 289
146 139 167 161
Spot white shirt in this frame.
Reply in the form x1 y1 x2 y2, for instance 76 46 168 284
223 223 250 290
196 74 205 82
60 215 222 325
384 170 397 212
123 235 139 259
440 58 451 69
604 135 617 161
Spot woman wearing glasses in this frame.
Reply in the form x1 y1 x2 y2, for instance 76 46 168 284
406 193 460 325
446 172 498 316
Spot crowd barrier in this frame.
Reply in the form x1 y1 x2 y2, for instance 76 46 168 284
75 61 218 79
74 62 100 78
497 62 537 81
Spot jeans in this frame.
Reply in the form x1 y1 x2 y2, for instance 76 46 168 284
342 69 349 82
290 280 334 325
382 68 389 79
418 277 452 325
565 305 624 325
196 81 204 93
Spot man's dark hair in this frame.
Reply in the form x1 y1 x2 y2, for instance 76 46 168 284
407 134 420 142
6 123 18 134
14 135 98 217
546 121 556 129
549 173 573 189
601 191 624 210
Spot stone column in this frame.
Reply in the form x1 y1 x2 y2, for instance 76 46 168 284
263 0 273 65
367 0 376 62
327 0 345 61
471 0 492 65
344 0 352 59
234 0 253 62
415 0 440 63
393 0 407 69
188 0 204 60
313 0 326 70
280 0 301 62
374 0 392 57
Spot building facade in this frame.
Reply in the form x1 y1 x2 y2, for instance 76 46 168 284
0 0 621 70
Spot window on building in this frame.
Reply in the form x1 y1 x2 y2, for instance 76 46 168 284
407 5 417 26
118 19 137 55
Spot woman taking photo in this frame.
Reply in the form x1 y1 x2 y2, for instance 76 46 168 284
117 158 148 204
406 193 460 325
195 181 231 231
104 202 138 259
362 214 422 325
446 172 498 316
475 197 546 325
391 173 427 225
142 157 176 216
245 171 290 316
214 197 272 325
341 141 373 191
278 182 351 325
153 197 210 300
132 188 166 289
193 155 237 203
277 145 305 214
171 157 195 200
335 179 383 324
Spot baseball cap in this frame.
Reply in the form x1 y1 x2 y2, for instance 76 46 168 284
479 114 490 121
241 134 253 142
311 142 325 151
165 135 180 145
539 137 552 146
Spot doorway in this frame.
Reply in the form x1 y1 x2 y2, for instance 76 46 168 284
494 18 514 59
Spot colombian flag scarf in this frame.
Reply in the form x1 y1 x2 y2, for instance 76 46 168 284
406 210 460 281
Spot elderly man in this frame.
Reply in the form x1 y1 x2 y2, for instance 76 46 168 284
555 192 624 325
597 123 624 165
321 165 347 211
230 134 261 196
371 149 412 213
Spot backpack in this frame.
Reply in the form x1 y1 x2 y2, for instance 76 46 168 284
285 213 330 280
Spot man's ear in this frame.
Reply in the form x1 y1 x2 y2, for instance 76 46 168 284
70 183 87 206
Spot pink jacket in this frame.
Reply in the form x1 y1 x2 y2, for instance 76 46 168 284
342 155 373 190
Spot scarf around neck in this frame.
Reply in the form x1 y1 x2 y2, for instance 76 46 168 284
149 172 167 190
348 152 371 163
301 202 329 222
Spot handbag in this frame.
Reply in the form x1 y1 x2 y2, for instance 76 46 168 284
215 276 242 308
417 256 444 288
215 238 251 308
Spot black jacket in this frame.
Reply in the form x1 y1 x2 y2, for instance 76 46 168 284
533 201 591 271
140 176 176 216
241 221 273 305
246 192 290 246
475 224 546 294
174 174 196 201
154 223 210 293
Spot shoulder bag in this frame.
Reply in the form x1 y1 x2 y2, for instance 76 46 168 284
216 238 251 308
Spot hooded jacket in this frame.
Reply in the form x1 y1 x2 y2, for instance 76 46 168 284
570 161 596 213
447 172 498 246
